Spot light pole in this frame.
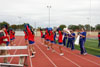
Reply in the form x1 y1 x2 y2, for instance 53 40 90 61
18 17 21 31
89 0 91 35
47 5 51 27
34 22 37 36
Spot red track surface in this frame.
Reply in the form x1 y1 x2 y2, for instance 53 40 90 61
0 36 100 67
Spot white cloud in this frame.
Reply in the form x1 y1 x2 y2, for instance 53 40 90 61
0 0 100 27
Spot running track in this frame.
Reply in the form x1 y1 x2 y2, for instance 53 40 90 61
0 36 100 67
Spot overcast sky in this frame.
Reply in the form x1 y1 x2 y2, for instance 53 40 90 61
0 0 100 28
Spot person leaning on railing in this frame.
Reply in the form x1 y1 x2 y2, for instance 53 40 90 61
98 32 100 48
0 26 8 63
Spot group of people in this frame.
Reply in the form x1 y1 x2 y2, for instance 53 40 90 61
40 27 87 56
0 25 15 63
1 24 99 64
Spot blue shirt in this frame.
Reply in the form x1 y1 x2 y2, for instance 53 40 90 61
68 34 71 39
80 32 86 42
63 33 67 39
71 33 75 40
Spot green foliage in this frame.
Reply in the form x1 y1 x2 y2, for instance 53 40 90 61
84 24 90 31
10 25 17 30
0 21 10 27
68 24 98 31
68 25 79 31
0 22 33 30
95 24 100 31
59 24 66 31
78 24 84 30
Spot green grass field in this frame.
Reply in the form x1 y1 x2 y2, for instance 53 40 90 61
56 39 100 56
75 39 100 56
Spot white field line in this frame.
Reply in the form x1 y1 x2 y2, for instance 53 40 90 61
35 43 57 67
9 37 24 63
28 47 33 67
37 40 80 67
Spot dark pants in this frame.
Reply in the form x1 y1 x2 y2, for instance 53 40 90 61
54 37 56 44
70 40 75 50
79 40 87 54
63 38 67 46
67 38 71 48
98 40 100 48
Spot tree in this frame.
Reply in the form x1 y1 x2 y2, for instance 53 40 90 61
37 27 41 31
0 21 10 27
84 24 90 31
78 24 84 30
68 25 79 31
59 24 66 31
95 24 100 31
10 25 17 30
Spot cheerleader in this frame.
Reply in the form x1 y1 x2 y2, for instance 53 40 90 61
57 28 64 56
25 24 36 57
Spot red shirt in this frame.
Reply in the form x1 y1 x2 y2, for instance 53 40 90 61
46 32 49 40
40 31 43 37
12 31 15 38
4 29 9 42
26 26 34 41
24 31 28 39
10 31 14 39
0 36 7 44
45 30 49 40
50 31 54 41
58 30 63 43
98 34 100 40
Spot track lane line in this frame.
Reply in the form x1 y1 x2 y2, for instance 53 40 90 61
52 41 100 66
62 47 100 66
9 37 24 63
35 43 57 67
28 47 33 67
37 40 80 67
38 37 100 66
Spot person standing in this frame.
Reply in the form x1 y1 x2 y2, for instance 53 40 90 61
40 29 44 43
57 28 64 56
79 28 87 55
63 31 67 46
0 26 8 63
70 30 75 50
50 29 55 52
54 31 56 44
25 24 36 57
23 30 28 45
67 33 71 48
9 29 14 46
98 32 100 48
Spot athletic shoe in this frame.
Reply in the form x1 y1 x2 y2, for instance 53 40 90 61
33 52 36 54
52 50 55 52
83 53 87 55
30 53 35 58
47 47 50 50
60 53 64 56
